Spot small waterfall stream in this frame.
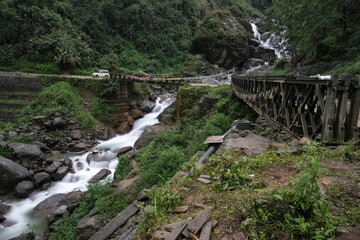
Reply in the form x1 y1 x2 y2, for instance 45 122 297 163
0 97 173 240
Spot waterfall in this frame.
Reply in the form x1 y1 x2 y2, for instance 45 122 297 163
0 97 173 240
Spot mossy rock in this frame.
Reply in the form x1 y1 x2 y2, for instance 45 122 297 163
194 10 251 69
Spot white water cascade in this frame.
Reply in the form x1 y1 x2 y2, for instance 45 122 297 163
0 96 173 240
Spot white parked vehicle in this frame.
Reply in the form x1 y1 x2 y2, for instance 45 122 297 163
92 70 110 78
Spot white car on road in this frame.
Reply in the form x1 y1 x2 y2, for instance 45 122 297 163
92 70 110 78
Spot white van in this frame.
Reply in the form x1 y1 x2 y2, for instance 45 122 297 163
92 70 110 78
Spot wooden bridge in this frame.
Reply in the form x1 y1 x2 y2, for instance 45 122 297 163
232 75 360 144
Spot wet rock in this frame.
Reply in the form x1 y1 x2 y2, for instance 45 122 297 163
0 203 11 222
86 151 115 164
70 130 82 140
52 166 70 181
116 121 131 134
134 124 170 149
46 160 63 174
0 156 30 194
130 109 145 120
140 99 155 113
33 193 67 220
117 146 133 156
72 142 91 152
102 127 117 140
243 58 266 69
9 232 36 240
15 181 34 198
62 157 73 168
60 191 82 212
34 172 51 185
89 169 112 182
127 115 135 126
8 142 44 165
75 161 85 171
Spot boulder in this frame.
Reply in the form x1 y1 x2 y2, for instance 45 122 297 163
33 193 67 220
46 160 63 174
62 157 73 167
32 141 50 152
51 166 70 181
134 124 170 149
70 130 82 140
72 142 91 152
127 115 135 126
334 228 360 240
243 58 266 70
130 109 145 120
117 146 133 156
89 169 112 182
86 151 115 164
8 142 44 166
0 203 11 222
52 116 66 128
34 172 51 185
116 121 131 134
15 181 34 198
75 211 101 240
59 191 82 212
8 131 17 138
220 133 271 155
159 114 175 126
0 156 30 194
102 127 117 140
75 161 85 171
140 99 155 113
194 13 251 69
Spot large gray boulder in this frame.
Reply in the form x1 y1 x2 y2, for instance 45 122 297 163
7 142 44 168
101 127 117 140
34 172 51 185
89 169 112 183
134 124 169 149
51 166 70 181
33 193 67 216
75 210 101 240
15 181 34 198
140 99 155 113
0 156 30 194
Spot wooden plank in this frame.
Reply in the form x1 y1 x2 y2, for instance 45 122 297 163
196 178 212 184
173 206 189 213
204 135 224 144
322 77 338 143
154 231 171 240
189 232 200 240
300 113 309 137
165 222 188 240
199 222 212 240
188 208 212 234
163 220 188 232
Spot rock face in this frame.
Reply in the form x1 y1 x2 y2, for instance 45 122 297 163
101 127 117 140
0 156 30 194
194 11 251 69
75 210 102 240
7 142 44 168
33 193 67 217
134 124 170 149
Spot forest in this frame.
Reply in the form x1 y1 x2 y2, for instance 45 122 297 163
0 0 359 74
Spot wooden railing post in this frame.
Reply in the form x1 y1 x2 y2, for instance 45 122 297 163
347 75 360 141
336 75 351 143
322 76 339 143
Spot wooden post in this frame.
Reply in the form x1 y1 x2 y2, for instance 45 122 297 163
322 76 339 143
347 75 360 140
336 75 351 143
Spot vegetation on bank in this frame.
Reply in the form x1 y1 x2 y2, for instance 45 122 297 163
48 84 254 239
135 141 360 239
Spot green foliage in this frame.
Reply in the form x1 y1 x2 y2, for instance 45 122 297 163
246 143 335 239
114 155 132 181
18 81 94 129
0 0 259 73
268 0 360 66
148 189 181 214
7 133 34 144
0 145 14 159
0 121 14 132
91 98 117 118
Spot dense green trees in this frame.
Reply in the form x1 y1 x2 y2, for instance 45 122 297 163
268 0 360 67
0 0 260 73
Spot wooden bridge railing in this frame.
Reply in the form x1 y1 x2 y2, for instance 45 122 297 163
232 75 360 143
